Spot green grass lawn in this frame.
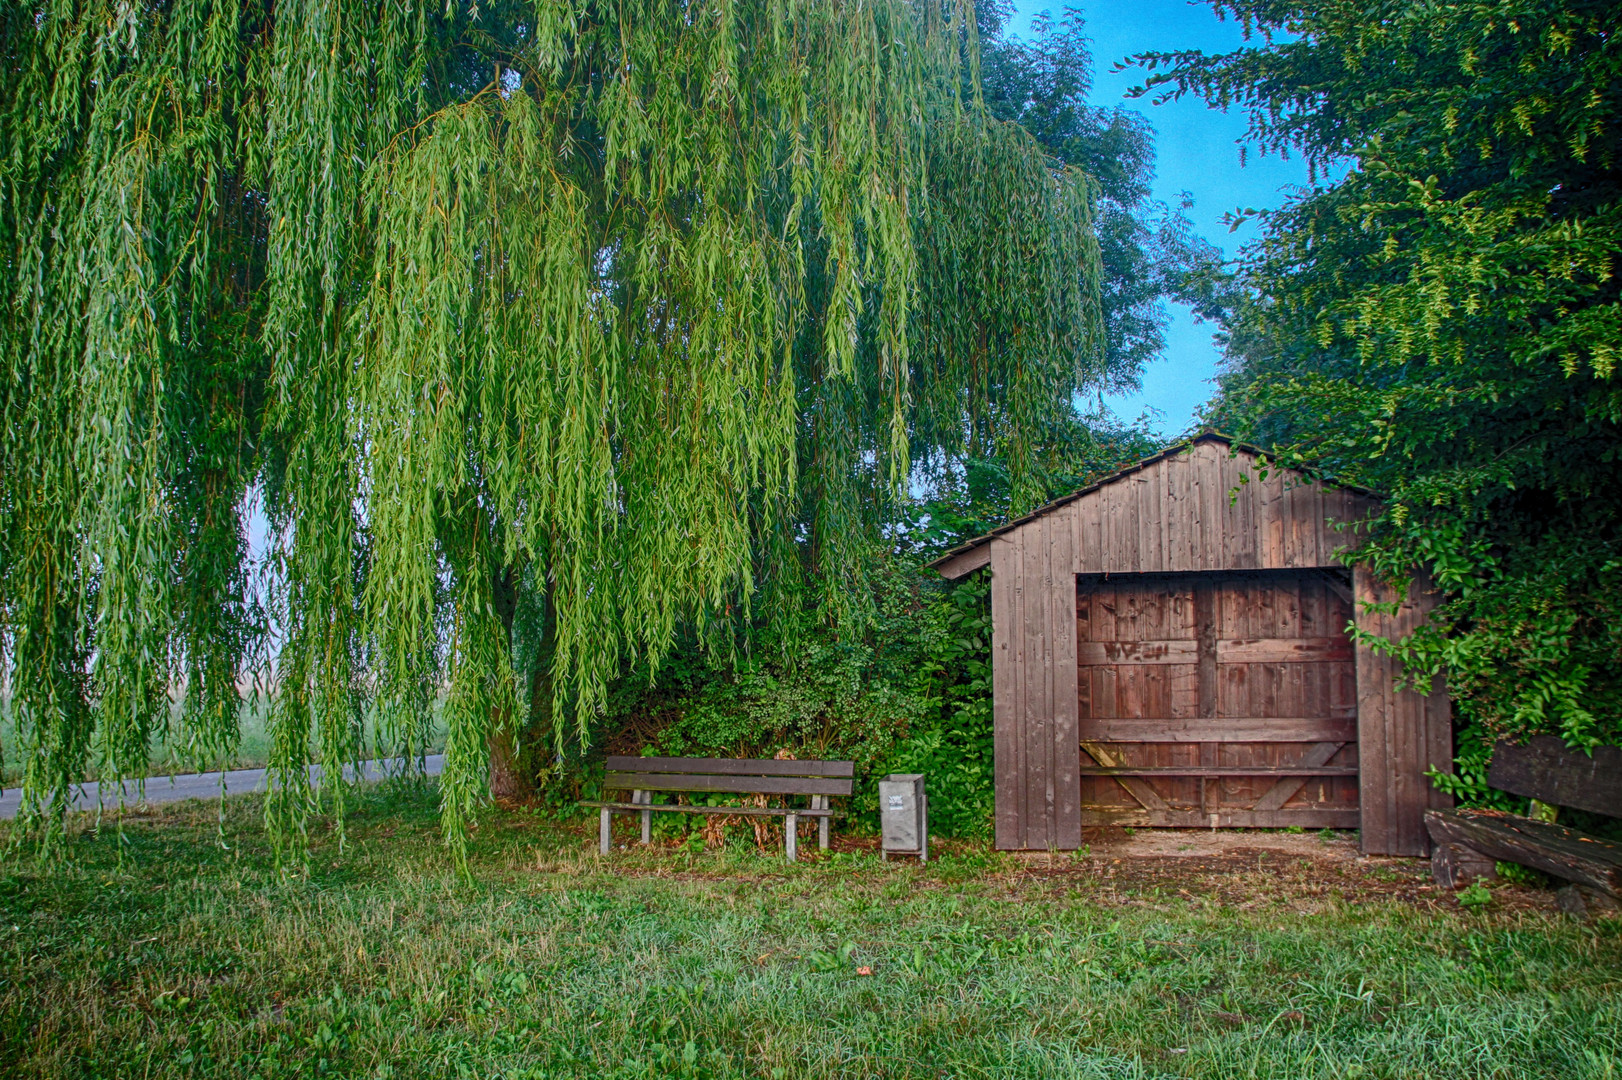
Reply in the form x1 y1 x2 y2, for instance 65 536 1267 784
2 785 1618 1079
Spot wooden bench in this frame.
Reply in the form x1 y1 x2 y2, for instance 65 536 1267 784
1425 736 1622 918
580 756 854 861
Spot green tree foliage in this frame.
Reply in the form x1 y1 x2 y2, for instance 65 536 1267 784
906 405 1157 552
977 2 1229 391
585 7 1179 831
1135 0 1622 793
0 0 1110 858
889 572 995 836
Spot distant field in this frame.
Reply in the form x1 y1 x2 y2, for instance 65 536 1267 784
0 698 447 785
1 786 1618 1079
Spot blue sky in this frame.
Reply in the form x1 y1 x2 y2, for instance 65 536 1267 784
1008 0 1318 437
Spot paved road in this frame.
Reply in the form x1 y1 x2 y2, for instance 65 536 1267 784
0 754 445 819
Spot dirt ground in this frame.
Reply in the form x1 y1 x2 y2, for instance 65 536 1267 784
786 826 1561 914
581 814 1576 915
999 827 1562 914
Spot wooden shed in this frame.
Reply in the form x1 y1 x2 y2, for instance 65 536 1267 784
928 434 1453 856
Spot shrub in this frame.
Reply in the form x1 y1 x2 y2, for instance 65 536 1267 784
589 562 995 837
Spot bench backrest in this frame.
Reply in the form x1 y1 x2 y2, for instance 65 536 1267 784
604 756 855 797
1490 736 1622 818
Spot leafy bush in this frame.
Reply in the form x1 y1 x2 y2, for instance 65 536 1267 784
591 562 995 838
878 574 995 839
1397 542 1622 807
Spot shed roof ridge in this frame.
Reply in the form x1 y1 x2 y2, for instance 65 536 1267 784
923 431 1377 570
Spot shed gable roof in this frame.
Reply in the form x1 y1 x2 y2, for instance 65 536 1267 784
927 433 1379 579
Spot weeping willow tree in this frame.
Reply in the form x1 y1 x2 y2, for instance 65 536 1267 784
0 0 1102 860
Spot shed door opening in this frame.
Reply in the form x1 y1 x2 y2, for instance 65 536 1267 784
1076 570 1360 829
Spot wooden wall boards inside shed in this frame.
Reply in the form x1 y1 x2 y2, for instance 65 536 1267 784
931 435 1453 857
1075 570 1362 832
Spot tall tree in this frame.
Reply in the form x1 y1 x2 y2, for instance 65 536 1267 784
906 3 1222 547
1137 1 1622 787
0 0 1105 857
977 3 1227 393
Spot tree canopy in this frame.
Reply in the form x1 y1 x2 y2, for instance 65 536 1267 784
0 0 1108 857
978 2 1226 395
905 2 1222 543
1136 0 1622 790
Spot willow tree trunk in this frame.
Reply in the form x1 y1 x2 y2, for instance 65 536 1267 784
488 727 532 802
489 660 555 801
488 565 553 801
493 723 538 797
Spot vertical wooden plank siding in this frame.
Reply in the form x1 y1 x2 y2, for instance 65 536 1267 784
1019 442 1382 577
1049 506 1082 849
1174 446 1196 571
1197 441 1224 570
1144 459 1165 572
1321 487 1350 563
990 536 1019 850
1091 476 1109 575
985 509 1085 851
1103 474 1122 573
1010 525 1032 847
1342 492 1380 560
1287 476 1307 569
1299 476 1324 567
1186 444 1205 572
1221 447 1251 569
1239 448 1260 569
1353 566 1453 855
1022 516 1052 849
1127 475 1144 573
1263 463 1287 567
1353 566 1392 851
1158 450 1181 574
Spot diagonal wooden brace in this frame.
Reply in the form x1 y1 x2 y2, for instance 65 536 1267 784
1252 742 1348 812
1081 740 1170 812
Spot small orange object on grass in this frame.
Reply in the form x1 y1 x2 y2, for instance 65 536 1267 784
856 966 873 976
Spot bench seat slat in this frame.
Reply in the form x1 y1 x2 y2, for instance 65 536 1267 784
605 756 854 778
587 757 855 861
605 771 853 797
1426 808 1622 898
579 800 840 818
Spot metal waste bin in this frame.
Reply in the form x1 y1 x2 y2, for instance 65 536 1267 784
879 773 927 862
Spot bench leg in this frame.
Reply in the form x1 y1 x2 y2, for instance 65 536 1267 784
599 807 612 855
1431 840 1496 889
785 813 798 862
815 795 829 850
635 789 651 845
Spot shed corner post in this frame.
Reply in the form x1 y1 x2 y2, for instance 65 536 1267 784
1353 566 1453 857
